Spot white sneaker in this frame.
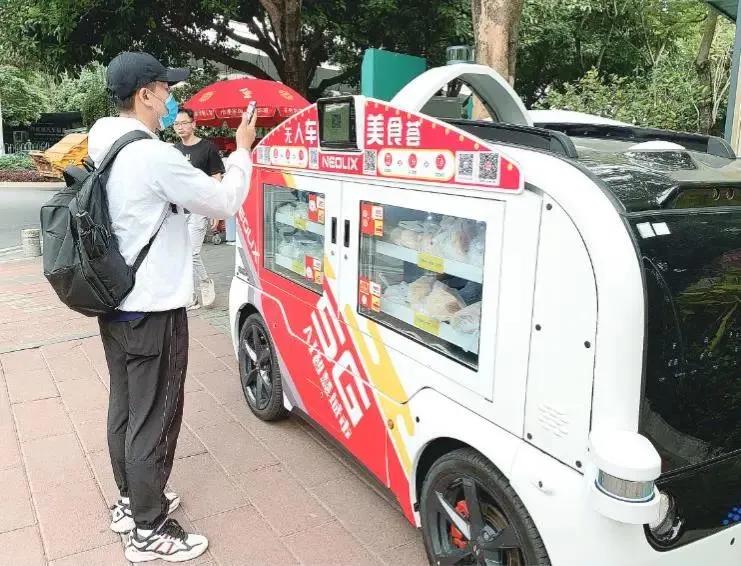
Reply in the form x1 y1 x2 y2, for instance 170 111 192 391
186 299 201 311
200 279 216 308
110 490 181 534
125 518 208 563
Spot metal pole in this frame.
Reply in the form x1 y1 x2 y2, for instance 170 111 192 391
724 2 741 142
0 98 4 155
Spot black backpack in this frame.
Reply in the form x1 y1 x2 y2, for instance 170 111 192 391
40 130 168 317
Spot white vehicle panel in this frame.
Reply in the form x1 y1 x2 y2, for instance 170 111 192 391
524 195 597 469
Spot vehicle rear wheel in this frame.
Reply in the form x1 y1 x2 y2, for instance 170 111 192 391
238 313 288 421
420 448 550 566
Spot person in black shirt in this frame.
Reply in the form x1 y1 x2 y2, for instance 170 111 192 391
174 108 225 309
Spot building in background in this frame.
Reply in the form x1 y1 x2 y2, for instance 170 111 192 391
189 41 356 97
2 112 83 154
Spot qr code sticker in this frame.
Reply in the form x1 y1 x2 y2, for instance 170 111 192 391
257 146 269 165
478 152 500 183
309 148 319 169
456 152 474 181
363 150 378 175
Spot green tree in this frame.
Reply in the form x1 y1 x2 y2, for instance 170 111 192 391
517 0 708 107
0 66 49 126
530 2 734 134
0 0 472 99
170 62 221 106
51 63 114 127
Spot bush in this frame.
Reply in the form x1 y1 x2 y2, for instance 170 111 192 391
0 153 35 171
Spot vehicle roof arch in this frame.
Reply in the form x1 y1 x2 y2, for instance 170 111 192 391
391 63 533 128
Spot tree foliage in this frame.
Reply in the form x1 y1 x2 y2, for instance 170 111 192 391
0 66 49 126
526 1 735 134
2 0 736 135
51 63 114 127
0 0 471 99
517 0 709 106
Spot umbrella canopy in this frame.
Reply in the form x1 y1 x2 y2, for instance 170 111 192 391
183 78 309 128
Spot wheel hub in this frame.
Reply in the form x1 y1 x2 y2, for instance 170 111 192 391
240 324 273 410
432 478 524 566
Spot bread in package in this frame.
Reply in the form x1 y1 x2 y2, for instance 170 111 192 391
450 301 482 333
422 281 466 321
408 275 435 305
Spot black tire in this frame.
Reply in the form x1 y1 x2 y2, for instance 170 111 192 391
420 448 550 566
237 313 288 421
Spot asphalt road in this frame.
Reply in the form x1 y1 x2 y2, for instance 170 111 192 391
0 186 56 249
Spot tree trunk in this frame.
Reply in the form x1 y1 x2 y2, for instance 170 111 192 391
471 0 524 118
472 0 524 83
260 0 307 95
695 8 719 134
0 98 4 155
695 9 718 71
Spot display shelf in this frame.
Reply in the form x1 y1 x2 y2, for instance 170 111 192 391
374 240 483 283
379 300 479 354
275 209 324 236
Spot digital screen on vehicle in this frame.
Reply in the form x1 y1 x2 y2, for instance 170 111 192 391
319 98 357 149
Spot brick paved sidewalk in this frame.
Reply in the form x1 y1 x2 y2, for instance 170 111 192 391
0 249 426 565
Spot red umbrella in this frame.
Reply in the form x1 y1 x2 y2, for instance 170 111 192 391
183 78 309 128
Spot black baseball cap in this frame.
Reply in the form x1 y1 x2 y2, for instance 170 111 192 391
106 52 190 99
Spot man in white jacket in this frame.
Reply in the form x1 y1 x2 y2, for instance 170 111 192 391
88 51 256 563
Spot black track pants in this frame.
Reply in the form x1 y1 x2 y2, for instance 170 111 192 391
98 308 188 529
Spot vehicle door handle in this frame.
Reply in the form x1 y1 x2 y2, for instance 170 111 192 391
331 217 337 244
343 219 350 248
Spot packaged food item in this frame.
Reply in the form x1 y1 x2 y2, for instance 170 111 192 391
398 220 424 231
422 214 439 235
389 227 404 244
415 217 479 262
451 301 481 333
276 202 295 218
439 215 455 228
399 229 421 250
388 220 423 250
418 233 439 254
376 262 405 287
382 282 409 305
408 275 435 305
294 201 309 217
453 219 477 261
422 281 466 321
277 238 296 258
293 235 322 260
467 222 486 266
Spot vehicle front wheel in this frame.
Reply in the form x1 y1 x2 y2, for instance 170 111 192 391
420 448 550 566
237 313 288 421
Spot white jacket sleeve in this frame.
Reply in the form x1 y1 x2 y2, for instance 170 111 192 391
150 145 252 218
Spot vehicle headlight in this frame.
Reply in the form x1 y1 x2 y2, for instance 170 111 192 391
647 491 683 546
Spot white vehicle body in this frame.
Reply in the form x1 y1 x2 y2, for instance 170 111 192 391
529 108 631 126
229 64 741 564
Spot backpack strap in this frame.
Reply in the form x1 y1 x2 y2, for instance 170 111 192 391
132 203 171 273
63 165 88 187
92 129 173 274
77 130 154 211
97 130 153 173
